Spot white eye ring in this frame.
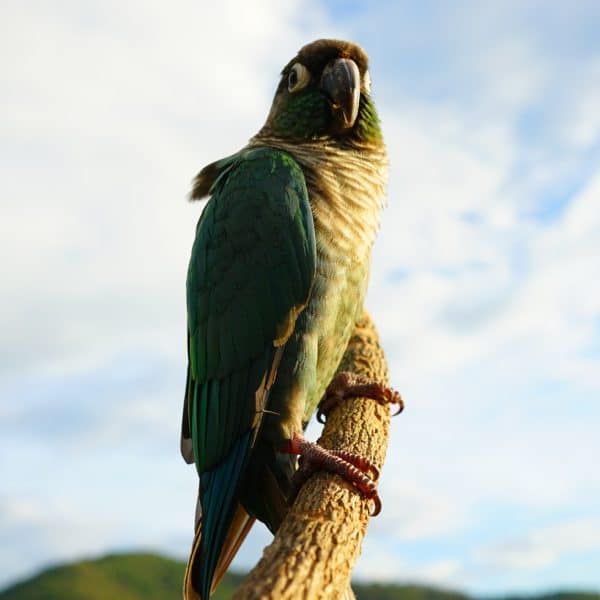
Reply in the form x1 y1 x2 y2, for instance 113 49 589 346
288 63 311 92
363 70 371 94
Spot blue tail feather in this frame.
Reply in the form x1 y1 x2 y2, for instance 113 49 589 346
195 431 252 599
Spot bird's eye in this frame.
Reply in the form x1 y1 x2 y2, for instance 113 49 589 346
363 70 372 94
288 63 310 92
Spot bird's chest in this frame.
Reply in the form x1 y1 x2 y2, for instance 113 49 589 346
308 251 369 406
300 184 377 414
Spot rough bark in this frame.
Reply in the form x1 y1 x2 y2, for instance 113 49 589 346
233 310 393 600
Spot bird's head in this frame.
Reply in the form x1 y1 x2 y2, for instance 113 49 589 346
259 39 382 144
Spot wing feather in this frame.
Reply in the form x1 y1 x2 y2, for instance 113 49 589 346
182 147 316 599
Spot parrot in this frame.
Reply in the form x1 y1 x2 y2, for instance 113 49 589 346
180 39 400 599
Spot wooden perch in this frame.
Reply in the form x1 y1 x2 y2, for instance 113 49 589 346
233 310 394 600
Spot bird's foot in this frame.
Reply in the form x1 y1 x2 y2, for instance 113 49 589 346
317 371 404 424
281 433 382 516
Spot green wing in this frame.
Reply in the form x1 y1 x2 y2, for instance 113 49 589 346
182 147 316 599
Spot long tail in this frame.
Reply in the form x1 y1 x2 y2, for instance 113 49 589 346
183 502 255 600
183 433 254 599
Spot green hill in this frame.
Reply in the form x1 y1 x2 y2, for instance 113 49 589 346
0 554 240 600
0 553 598 600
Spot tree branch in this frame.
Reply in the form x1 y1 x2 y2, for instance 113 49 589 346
233 310 393 600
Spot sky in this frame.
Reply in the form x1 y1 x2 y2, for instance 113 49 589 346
1 0 599 595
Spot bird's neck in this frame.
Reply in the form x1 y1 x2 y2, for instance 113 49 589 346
247 135 388 261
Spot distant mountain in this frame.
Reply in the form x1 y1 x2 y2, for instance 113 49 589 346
0 553 245 600
0 553 598 600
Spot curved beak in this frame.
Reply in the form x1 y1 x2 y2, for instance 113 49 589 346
320 58 361 130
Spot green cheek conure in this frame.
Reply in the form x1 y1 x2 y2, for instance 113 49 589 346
180 39 401 600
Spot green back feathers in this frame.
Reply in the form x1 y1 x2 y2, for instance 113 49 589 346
186 146 316 471
185 146 316 599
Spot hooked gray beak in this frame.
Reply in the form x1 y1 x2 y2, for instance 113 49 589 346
320 58 361 130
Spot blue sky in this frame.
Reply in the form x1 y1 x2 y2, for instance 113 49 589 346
1 0 599 595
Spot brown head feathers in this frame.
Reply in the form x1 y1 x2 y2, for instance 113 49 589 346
281 39 369 79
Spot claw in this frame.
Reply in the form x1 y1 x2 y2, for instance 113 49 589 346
328 449 380 481
317 371 404 422
368 493 382 517
282 433 383 516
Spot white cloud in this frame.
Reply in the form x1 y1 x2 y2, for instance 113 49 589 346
477 517 600 570
358 12 600 585
369 480 466 541
369 89 600 387
355 537 463 589
414 559 462 587
0 0 333 379
0 494 121 587
0 0 335 586
560 58 600 149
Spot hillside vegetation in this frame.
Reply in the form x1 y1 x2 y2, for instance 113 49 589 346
0 553 598 600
